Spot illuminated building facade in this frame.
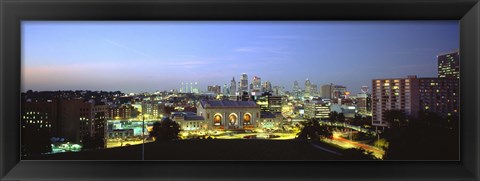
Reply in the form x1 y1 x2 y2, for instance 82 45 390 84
372 75 420 127
172 112 207 131
438 51 460 79
197 100 261 130
418 78 459 118
141 101 164 119
258 112 283 129
304 99 331 119
109 104 136 119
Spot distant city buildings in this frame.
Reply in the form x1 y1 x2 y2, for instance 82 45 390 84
207 85 222 94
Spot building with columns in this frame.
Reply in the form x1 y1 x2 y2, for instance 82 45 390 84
196 100 261 130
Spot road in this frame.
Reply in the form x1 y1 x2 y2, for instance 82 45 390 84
322 135 385 159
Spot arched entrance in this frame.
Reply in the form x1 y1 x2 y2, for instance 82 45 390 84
213 113 222 126
228 113 238 128
243 113 252 125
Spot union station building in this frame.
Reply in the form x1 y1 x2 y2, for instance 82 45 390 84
196 100 261 130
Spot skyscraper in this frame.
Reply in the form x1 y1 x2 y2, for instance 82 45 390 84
304 78 311 97
293 81 301 98
230 77 236 96
252 76 261 91
263 81 272 92
438 50 460 79
240 73 249 92
223 84 229 96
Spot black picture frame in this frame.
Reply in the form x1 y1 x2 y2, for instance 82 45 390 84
1 0 479 180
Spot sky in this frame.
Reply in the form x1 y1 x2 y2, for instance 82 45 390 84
22 21 459 94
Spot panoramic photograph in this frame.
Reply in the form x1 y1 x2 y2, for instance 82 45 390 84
21 21 459 160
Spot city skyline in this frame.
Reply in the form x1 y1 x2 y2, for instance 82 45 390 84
22 21 459 94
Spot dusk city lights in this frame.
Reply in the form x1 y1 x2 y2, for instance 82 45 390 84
21 21 459 160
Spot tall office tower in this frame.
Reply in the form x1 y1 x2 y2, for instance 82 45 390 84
304 78 312 96
418 78 459 118
321 84 334 99
438 50 460 79
240 73 249 92
238 81 242 95
293 80 302 98
252 76 262 91
371 75 419 127
223 84 229 96
230 77 236 96
263 81 272 92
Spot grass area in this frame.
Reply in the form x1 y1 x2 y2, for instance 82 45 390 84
25 139 344 160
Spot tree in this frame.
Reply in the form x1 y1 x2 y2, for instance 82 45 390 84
384 110 407 128
296 119 332 141
383 111 459 160
149 117 181 141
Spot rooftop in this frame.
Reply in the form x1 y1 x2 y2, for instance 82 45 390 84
200 100 258 108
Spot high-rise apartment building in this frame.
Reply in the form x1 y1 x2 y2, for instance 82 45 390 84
438 51 460 79
371 75 419 127
372 75 460 127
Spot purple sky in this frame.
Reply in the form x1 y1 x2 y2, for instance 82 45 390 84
22 21 459 94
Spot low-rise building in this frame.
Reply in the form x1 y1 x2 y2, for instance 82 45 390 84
197 100 261 130
172 112 207 131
